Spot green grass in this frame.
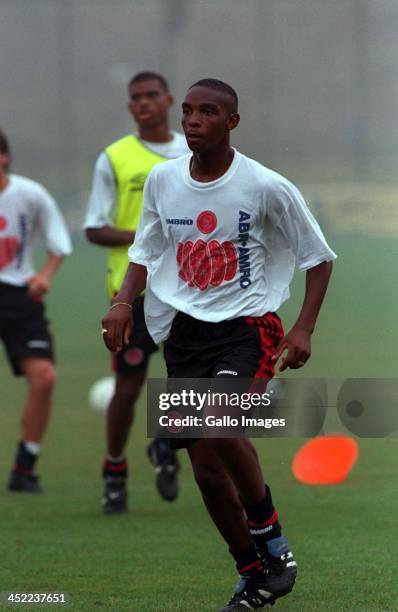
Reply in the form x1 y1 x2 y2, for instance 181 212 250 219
0 237 397 611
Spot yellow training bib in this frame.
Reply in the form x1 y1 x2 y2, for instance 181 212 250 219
105 135 167 298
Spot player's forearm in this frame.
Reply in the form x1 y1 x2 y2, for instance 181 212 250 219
293 261 333 334
113 263 147 305
39 254 65 281
85 226 135 247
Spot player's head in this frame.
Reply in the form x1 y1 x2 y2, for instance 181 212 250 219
0 128 11 173
182 78 240 152
127 71 173 129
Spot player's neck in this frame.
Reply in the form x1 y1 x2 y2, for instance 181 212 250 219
190 146 234 183
137 123 173 144
0 170 9 192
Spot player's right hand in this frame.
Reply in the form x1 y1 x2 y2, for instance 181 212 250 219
101 304 133 352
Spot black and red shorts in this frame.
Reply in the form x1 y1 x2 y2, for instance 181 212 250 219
0 281 54 376
164 311 284 380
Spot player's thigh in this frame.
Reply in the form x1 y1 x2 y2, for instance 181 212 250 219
113 296 157 375
114 368 147 399
2 301 54 377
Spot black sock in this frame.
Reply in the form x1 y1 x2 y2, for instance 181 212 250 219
102 457 128 483
230 546 265 580
241 485 282 542
14 441 38 474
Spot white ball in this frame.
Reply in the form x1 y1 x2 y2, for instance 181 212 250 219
88 376 115 414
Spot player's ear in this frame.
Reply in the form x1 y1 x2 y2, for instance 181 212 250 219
227 113 240 131
165 94 174 109
127 101 134 116
0 152 10 172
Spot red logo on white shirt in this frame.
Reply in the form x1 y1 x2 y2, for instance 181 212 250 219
177 239 238 291
0 216 7 231
196 210 217 234
0 236 20 270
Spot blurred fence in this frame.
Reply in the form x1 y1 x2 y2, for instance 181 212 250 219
1 0 398 203
65 182 398 240
302 183 398 238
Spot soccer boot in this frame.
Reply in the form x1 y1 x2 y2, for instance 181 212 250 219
258 536 297 599
102 476 128 515
219 574 276 611
147 438 180 502
8 470 45 493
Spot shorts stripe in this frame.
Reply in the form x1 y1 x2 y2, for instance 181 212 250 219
246 313 284 380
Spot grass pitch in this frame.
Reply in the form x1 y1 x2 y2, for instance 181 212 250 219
0 238 397 611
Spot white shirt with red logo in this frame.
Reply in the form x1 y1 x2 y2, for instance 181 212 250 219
0 174 72 286
128 150 337 343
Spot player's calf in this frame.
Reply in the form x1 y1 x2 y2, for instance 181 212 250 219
102 457 128 514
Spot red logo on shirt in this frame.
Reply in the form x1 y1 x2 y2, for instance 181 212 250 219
177 239 238 291
197 211 217 234
0 236 20 270
0 216 7 231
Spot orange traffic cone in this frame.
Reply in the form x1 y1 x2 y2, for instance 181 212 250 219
292 436 359 485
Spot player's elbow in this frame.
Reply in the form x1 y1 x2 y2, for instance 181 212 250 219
85 227 102 245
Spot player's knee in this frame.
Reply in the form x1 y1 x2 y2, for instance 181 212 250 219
114 376 144 405
242 438 259 461
113 385 140 405
208 437 258 461
29 362 57 392
193 461 229 495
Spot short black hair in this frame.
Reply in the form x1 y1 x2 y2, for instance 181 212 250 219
0 128 10 156
189 78 238 112
128 71 169 93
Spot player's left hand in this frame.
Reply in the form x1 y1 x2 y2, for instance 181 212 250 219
27 273 50 299
271 326 311 372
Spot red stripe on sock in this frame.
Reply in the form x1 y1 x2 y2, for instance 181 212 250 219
248 510 279 528
103 460 127 472
13 464 33 476
240 559 262 573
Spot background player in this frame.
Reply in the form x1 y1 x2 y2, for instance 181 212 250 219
84 71 189 513
0 128 72 493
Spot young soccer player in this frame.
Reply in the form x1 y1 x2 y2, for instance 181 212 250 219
84 72 189 513
101 79 336 609
0 128 72 493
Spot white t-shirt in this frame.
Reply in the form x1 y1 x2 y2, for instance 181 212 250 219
0 174 72 286
84 131 188 229
129 150 337 343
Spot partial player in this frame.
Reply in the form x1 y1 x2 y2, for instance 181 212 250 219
0 128 72 493
84 71 189 513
